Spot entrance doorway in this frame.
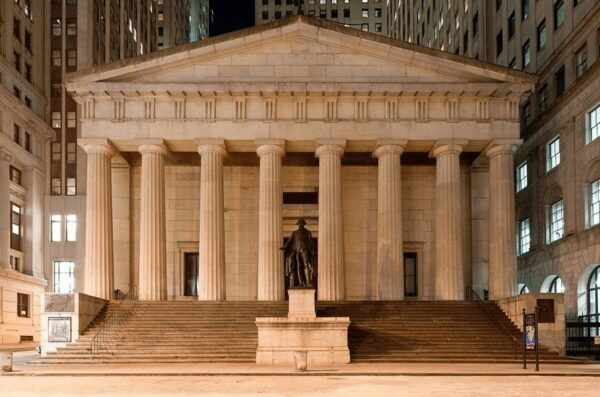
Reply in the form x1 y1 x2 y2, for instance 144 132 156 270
283 237 318 300
184 252 198 297
404 252 418 297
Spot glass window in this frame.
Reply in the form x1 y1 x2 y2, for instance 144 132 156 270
375 23 382 32
555 65 565 97
588 103 600 143
66 178 76 196
52 112 61 128
496 30 503 56
588 266 600 327
549 276 565 293
51 214 62 242
9 166 22 185
517 218 531 255
404 253 418 297
509 57 517 69
516 161 528 191
473 12 478 36
67 142 76 164
52 50 61 66
548 199 564 243
508 11 515 39
554 0 565 30
537 19 546 50
51 178 61 196
590 179 600 228
521 0 529 20
547 135 560 171
17 293 30 318
361 23 369 32
13 124 21 145
54 261 75 293
519 284 530 295
10 203 22 251
575 44 587 79
52 18 62 36
67 18 77 35
66 215 77 242
362 9 368 18
67 50 76 67
539 83 548 113
374 8 382 18
522 40 530 68
523 101 531 125
67 111 76 128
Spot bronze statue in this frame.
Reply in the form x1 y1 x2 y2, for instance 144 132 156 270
281 218 315 288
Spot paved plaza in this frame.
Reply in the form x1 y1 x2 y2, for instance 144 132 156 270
1 352 599 397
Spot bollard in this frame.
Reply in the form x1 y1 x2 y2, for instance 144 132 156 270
1 352 13 373
294 351 307 371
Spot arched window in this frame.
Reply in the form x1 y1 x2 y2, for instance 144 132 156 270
548 276 565 293
518 283 529 295
588 266 600 323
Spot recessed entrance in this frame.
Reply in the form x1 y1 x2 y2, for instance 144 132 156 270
184 252 199 297
404 252 418 297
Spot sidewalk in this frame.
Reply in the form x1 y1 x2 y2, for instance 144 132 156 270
5 352 600 377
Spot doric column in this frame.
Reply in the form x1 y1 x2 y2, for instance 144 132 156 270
0 148 12 269
23 166 45 278
486 141 519 300
374 141 406 300
256 141 285 301
316 140 345 301
80 139 115 300
432 141 466 300
197 140 228 300
138 140 169 301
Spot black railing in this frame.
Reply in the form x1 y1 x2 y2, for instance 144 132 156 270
90 287 138 358
565 314 600 360
465 285 520 359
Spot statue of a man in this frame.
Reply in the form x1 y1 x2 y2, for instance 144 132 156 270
281 218 315 288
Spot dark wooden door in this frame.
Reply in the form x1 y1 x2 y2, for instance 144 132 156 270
184 252 199 297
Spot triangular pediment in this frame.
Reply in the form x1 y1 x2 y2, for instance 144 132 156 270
66 16 535 91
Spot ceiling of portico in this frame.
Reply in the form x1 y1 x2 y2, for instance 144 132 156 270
65 16 536 96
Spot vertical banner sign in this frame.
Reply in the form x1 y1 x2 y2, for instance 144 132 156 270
523 308 540 371
525 314 536 350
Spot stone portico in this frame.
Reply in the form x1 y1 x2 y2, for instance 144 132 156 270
65 17 535 302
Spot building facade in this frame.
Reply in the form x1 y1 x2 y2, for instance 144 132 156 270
0 0 53 344
256 0 388 36
64 17 533 304
389 0 600 320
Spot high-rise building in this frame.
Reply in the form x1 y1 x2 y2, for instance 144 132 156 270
256 0 387 36
157 0 210 49
390 0 600 320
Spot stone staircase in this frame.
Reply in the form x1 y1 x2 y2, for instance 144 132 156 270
35 300 579 364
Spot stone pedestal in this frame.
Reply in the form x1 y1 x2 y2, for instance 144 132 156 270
256 289 350 365
1 352 12 372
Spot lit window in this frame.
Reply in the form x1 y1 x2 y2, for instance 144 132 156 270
10 203 22 251
54 261 75 293
362 9 368 18
516 161 528 192
548 276 565 293
66 214 77 242
52 18 62 36
51 178 61 196
546 136 560 171
517 218 531 255
51 214 62 242
521 0 529 20
522 40 531 68
576 44 588 79
52 112 61 128
590 179 600 228
548 199 564 243
588 104 600 144
66 178 76 196
361 23 369 32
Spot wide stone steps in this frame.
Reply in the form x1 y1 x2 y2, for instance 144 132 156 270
35 300 581 364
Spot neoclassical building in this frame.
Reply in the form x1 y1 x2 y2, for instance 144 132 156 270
64 17 535 303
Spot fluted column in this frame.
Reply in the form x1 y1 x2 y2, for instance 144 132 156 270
81 140 115 300
432 141 465 300
487 142 519 300
256 141 285 301
197 141 228 300
374 141 406 300
316 141 345 301
138 141 169 301
0 148 12 269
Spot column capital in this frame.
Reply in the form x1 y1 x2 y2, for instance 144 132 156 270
196 139 228 158
430 140 468 158
0 147 13 163
315 139 346 158
136 139 170 157
484 139 522 158
78 138 116 156
373 140 407 158
256 140 285 158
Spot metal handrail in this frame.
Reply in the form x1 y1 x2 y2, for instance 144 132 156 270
465 285 520 358
90 287 138 358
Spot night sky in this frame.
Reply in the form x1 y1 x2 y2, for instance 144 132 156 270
209 0 256 37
